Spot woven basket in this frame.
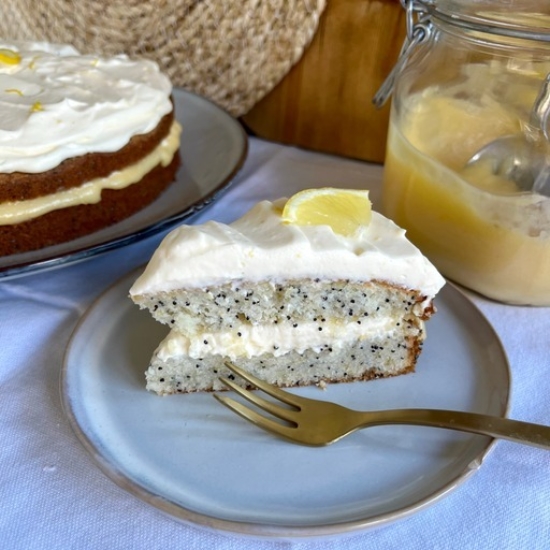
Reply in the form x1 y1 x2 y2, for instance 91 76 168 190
0 0 326 116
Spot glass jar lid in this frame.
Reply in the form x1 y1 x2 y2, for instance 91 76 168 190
430 0 550 42
373 0 550 107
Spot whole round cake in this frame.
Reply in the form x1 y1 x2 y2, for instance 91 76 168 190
0 41 182 255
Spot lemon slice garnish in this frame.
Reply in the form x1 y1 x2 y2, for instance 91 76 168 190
282 188 372 236
0 48 21 66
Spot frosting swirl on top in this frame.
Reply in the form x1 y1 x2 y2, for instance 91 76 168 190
130 199 446 298
0 41 173 173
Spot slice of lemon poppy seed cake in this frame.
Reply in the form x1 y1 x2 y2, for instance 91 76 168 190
130 188 445 395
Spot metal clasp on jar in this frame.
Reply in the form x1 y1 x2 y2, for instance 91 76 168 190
373 0 434 108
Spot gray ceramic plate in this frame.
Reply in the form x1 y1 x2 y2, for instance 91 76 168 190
62 271 510 540
0 88 248 280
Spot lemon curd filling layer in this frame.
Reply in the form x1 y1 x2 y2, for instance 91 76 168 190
156 317 403 361
0 120 181 225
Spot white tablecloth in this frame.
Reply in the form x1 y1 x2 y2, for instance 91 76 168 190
2 137 549 549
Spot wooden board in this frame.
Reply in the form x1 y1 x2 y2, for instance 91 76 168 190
241 0 406 164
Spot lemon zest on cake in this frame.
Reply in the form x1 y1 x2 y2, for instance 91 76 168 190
281 188 372 237
0 48 21 65
5 88 23 96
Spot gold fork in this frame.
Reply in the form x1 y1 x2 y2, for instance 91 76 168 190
214 361 550 449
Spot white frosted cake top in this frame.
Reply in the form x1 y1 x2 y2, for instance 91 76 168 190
0 41 173 173
130 199 446 298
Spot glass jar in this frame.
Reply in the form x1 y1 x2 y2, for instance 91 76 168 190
378 0 550 305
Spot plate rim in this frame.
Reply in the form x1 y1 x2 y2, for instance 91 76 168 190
0 88 248 281
60 271 511 540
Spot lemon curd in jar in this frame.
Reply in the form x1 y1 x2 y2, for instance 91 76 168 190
383 67 550 305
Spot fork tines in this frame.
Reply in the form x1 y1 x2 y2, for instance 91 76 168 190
213 361 301 440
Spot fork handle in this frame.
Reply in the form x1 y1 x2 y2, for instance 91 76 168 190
360 409 550 450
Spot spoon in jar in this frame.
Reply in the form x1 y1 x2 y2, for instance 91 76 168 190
466 73 550 197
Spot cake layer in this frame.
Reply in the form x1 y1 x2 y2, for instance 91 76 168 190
133 279 432 334
146 322 423 395
0 153 180 255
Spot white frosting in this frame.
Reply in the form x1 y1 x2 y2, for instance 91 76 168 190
0 41 173 173
130 199 446 298
156 317 398 360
